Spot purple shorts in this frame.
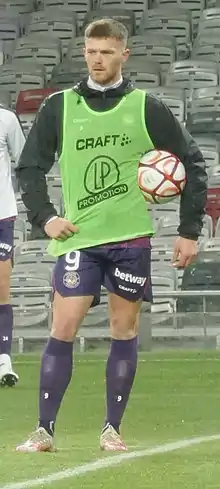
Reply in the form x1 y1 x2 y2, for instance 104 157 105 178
0 219 14 261
53 240 152 305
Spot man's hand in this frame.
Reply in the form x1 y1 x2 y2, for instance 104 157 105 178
172 237 198 268
44 217 79 240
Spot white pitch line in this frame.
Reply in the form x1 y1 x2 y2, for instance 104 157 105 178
13 357 220 366
1 434 220 489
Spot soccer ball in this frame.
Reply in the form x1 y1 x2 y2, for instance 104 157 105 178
138 149 186 204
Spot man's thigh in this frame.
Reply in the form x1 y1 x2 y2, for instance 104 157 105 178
53 248 104 306
104 246 152 303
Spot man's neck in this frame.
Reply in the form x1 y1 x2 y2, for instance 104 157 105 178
87 75 123 92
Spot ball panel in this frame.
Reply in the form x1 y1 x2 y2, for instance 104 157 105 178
138 167 164 192
155 181 180 197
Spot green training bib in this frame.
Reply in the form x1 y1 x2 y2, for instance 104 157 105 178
48 88 155 256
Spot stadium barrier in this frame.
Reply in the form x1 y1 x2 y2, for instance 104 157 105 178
10 287 220 352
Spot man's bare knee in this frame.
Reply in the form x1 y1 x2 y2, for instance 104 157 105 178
51 292 93 341
110 314 139 340
0 260 11 304
108 293 141 340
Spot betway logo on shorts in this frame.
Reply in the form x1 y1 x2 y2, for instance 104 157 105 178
115 268 146 286
76 133 131 151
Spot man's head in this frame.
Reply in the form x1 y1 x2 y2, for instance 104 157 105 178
84 18 130 85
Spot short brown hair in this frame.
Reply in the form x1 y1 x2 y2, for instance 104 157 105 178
84 18 128 45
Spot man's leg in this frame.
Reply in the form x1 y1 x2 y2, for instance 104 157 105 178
16 249 102 452
101 246 151 451
0 219 18 387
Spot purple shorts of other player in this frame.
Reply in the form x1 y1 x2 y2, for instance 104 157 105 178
0 219 14 261
53 237 152 305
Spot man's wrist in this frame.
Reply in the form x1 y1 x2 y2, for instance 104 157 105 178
44 215 59 226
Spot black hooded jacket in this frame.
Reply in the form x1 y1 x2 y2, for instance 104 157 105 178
16 78 208 240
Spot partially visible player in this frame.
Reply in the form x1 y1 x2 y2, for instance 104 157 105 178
0 105 25 386
15 19 207 452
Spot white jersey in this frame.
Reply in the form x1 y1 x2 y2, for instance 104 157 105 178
0 105 25 220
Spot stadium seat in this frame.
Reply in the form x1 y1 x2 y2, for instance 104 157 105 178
47 176 62 203
14 251 56 275
151 236 176 251
200 6 220 22
16 87 57 134
128 33 176 78
147 86 185 122
214 217 220 237
27 18 76 55
156 224 180 240
206 187 220 231
177 251 220 317
202 237 220 250
66 37 85 62
14 217 27 246
0 0 35 22
206 0 220 8
151 200 180 223
99 0 148 30
0 89 10 106
14 241 56 270
16 198 30 227
0 62 45 105
152 0 205 37
42 0 93 32
0 0 35 38
11 274 51 330
49 59 87 88
197 9 220 40
30 7 77 24
12 36 61 81
202 214 214 238
206 0 220 6
0 0 35 15
202 148 219 179
0 19 19 58
166 60 219 104
193 134 220 152
151 249 173 267
12 263 52 282
152 263 177 286
124 58 161 87
151 275 175 314
14 240 50 255
13 32 61 48
186 86 220 134
139 8 191 60
192 37 220 65
83 8 135 36
16 87 57 114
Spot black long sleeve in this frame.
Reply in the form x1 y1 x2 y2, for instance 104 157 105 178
145 94 208 240
16 93 63 228
16 79 208 238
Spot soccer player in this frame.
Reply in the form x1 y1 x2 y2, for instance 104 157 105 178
0 104 25 386
15 19 207 452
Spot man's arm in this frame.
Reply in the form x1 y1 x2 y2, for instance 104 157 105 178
6 111 26 164
15 93 63 229
145 94 208 240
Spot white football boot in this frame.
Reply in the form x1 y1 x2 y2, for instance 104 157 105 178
0 353 19 387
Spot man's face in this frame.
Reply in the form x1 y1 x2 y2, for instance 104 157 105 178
84 37 130 85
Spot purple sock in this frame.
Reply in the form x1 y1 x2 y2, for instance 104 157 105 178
39 337 73 436
104 337 138 434
0 304 13 355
